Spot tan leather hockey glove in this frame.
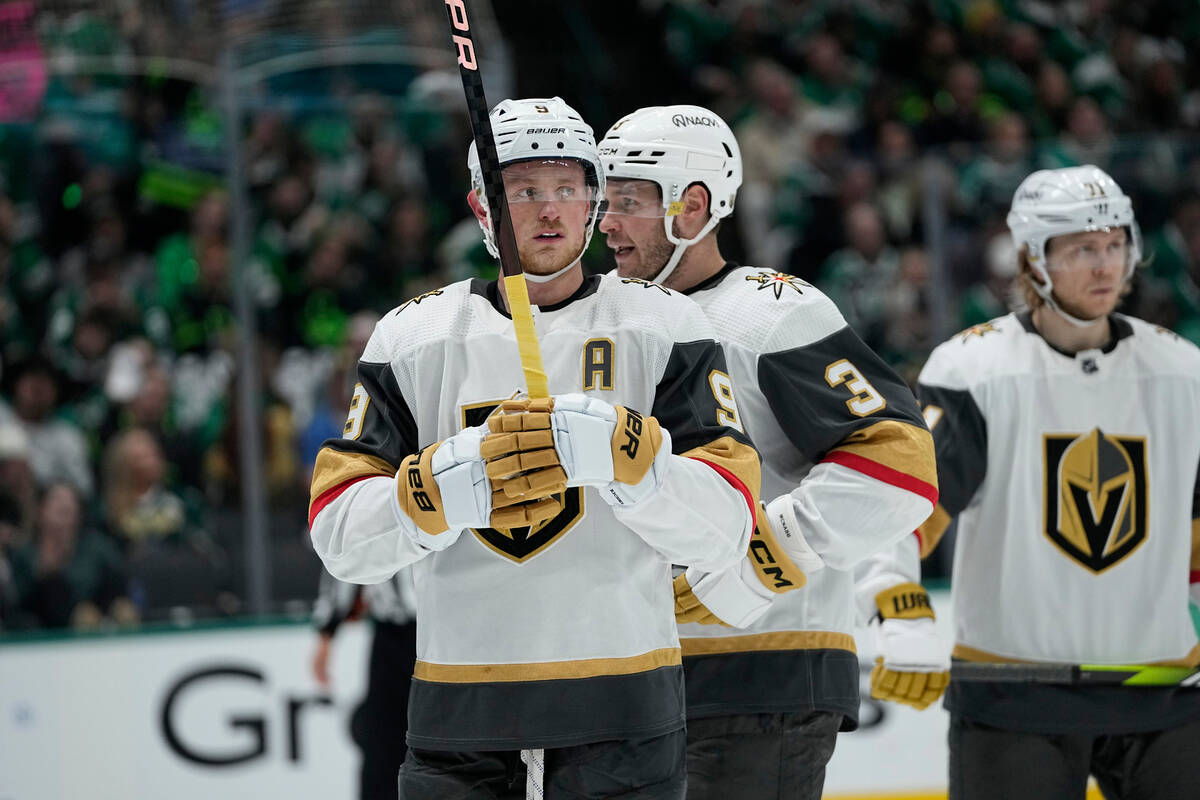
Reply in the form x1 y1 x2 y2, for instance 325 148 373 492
673 502 808 627
482 394 670 509
869 582 950 710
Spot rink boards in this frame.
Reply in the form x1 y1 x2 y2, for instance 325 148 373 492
0 589 1095 799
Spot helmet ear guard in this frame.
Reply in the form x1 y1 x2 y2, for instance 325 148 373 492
600 105 741 284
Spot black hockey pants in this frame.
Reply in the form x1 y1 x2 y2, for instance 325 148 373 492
949 715 1200 799
683 710 842 800
397 728 686 799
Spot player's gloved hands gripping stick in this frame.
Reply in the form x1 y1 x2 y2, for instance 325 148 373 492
481 393 672 509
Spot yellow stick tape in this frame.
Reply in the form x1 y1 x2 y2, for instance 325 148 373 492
502 273 550 398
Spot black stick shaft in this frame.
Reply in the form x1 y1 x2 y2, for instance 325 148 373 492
444 0 522 278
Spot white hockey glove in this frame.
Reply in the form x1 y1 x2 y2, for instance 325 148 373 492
869 583 950 710
762 495 827 575
552 394 672 507
396 424 561 550
674 502 809 627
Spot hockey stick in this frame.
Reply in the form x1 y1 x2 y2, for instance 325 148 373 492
444 0 550 399
444 7 549 797
951 662 1200 687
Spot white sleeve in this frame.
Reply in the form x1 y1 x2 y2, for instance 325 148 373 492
309 475 442 584
768 461 932 572
854 533 921 626
614 454 753 572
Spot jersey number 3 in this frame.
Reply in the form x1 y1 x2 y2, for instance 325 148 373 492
825 359 886 417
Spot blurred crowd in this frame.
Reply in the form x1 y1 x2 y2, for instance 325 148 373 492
3 0 1200 630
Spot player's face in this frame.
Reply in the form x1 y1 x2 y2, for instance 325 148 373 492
502 160 592 276
1045 228 1129 319
599 179 674 281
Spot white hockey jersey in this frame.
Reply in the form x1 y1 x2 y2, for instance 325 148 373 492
308 273 759 750
677 264 938 725
918 311 1200 733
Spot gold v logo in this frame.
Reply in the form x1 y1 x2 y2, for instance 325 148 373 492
1043 429 1148 573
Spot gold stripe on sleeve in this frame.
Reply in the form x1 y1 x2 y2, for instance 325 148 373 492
680 631 856 657
310 447 396 504
918 504 953 559
682 435 762 503
828 419 937 490
413 647 681 684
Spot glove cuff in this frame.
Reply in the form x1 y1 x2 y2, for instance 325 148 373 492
396 444 449 537
747 502 806 593
875 582 935 621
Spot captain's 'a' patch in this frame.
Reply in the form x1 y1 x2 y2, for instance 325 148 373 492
1043 428 1148 573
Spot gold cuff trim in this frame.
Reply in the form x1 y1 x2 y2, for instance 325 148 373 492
829 420 937 488
918 504 952 559
310 448 395 504
682 435 762 503
414 647 682 684
876 582 935 621
680 630 856 656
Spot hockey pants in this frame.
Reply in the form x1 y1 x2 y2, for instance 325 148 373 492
949 715 1200 799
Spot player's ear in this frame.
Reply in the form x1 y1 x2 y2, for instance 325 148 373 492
677 183 711 238
467 189 488 224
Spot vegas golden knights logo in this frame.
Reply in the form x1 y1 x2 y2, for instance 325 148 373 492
1043 429 1147 573
462 402 584 563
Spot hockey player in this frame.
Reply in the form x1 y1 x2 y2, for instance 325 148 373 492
308 97 760 799
598 105 942 798
917 164 1200 799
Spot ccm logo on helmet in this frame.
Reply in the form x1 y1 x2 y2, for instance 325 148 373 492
671 114 718 127
444 0 477 71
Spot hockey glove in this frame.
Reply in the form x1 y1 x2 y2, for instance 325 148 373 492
397 425 560 549
549 393 671 507
482 398 569 505
869 582 950 710
673 503 808 627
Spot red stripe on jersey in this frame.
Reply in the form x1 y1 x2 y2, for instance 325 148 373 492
913 529 924 552
822 450 939 506
1190 570 1200 584
691 457 757 526
309 475 376 529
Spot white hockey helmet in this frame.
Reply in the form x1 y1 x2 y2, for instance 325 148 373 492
1006 165 1141 326
599 105 741 284
467 97 604 281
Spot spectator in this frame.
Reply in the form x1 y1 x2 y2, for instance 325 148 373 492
0 488 20 629
0 421 37 546
820 202 899 350
921 60 990 159
100 428 210 556
957 112 1037 221
959 231 1024 328
11 482 134 630
0 360 93 497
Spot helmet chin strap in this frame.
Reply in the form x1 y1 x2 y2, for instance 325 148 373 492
651 213 721 286
1031 270 1106 328
522 258 578 284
